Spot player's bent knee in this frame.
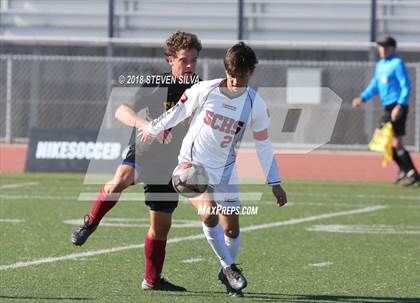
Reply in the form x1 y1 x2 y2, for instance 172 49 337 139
225 229 239 239
148 227 170 240
202 214 218 228
148 210 172 240
149 221 171 237
104 180 130 194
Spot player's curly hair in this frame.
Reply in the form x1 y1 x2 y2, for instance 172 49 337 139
165 31 202 58
224 42 258 76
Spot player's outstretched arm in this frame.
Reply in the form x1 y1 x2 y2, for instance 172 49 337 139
137 99 192 144
140 85 201 143
116 104 172 144
115 104 149 129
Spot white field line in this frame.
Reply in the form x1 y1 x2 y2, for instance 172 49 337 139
180 257 204 264
283 202 420 209
0 195 76 200
0 182 38 190
289 192 420 201
310 262 333 267
63 218 202 228
240 206 386 232
255 202 420 209
307 224 420 235
0 219 24 223
0 205 386 271
1 191 418 202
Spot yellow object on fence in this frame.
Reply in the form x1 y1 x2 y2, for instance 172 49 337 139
368 122 394 167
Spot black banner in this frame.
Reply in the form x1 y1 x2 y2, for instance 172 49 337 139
25 128 130 173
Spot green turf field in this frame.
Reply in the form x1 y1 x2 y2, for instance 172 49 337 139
0 173 419 303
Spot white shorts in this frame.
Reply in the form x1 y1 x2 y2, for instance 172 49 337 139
206 164 241 208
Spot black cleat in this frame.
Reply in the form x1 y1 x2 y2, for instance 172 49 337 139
394 170 407 184
228 289 244 297
141 277 187 292
223 264 247 291
400 170 420 188
218 268 244 297
70 215 98 246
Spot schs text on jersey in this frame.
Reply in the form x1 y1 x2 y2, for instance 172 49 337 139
203 110 245 148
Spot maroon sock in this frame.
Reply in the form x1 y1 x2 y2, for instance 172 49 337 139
88 187 119 225
144 235 167 285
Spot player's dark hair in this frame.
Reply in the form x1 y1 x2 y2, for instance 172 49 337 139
224 42 258 76
165 31 202 58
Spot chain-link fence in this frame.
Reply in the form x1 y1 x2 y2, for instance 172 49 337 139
0 54 419 151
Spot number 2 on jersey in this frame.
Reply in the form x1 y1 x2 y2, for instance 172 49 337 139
220 135 233 148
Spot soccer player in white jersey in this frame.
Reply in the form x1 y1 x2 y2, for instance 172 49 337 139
138 42 287 296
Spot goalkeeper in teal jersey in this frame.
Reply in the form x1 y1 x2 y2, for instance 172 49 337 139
353 36 419 187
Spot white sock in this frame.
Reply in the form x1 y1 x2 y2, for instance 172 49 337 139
202 223 233 268
224 234 240 262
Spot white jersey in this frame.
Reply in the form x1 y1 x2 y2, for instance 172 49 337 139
148 79 280 185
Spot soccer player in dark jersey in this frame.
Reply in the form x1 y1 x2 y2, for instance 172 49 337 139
71 31 202 291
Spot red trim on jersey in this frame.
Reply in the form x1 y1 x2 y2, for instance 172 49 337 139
180 93 188 103
253 129 268 141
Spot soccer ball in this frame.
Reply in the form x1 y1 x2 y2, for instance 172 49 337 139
172 162 208 198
